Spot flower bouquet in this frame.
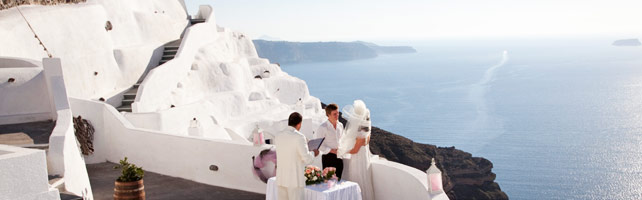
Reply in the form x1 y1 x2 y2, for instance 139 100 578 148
305 165 323 185
305 165 339 185
322 167 338 182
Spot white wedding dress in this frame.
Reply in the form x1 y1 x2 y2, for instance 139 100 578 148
344 132 374 200
338 100 375 200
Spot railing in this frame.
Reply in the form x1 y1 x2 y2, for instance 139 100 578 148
43 58 93 199
371 159 449 200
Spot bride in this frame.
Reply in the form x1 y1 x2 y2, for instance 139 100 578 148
337 100 375 200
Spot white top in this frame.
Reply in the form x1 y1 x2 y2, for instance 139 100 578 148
266 177 363 200
316 120 344 155
275 126 316 187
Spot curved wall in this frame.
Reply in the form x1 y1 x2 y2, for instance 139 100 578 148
0 57 51 125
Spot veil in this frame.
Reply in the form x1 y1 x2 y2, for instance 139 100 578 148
337 100 372 158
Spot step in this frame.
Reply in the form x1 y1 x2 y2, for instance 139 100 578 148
191 19 206 25
126 87 138 93
159 61 168 65
121 99 134 106
165 46 179 51
163 50 177 56
0 132 34 146
18 143 49 150
59 191 82 200
117 105 132 112
133 83 140 88
123 88 138 97
162 55 175 59
123 92 136 99
48 175 63 188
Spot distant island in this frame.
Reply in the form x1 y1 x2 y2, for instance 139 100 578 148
257 35 283 41
612 38 641 46
252 40 417 64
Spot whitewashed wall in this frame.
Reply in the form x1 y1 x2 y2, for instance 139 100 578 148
71 97 279 194
43 58 93 199
133 5 219 112
124 100 324 144
371 159 449 200
0 57 53 125
126 100 238 140
0 145 60 200
0 0 188 100
131 5 325 143
74 92 443 197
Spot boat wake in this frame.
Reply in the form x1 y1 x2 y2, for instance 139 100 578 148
464 51 508 153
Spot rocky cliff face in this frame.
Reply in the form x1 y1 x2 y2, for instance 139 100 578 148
0 0 86 10
368 127 508 200
330 103 508 200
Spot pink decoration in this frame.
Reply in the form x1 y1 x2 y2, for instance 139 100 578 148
253 133 259 145
429 173 443 192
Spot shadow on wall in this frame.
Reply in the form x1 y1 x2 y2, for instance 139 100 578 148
0 57 41 68
112 44 166 84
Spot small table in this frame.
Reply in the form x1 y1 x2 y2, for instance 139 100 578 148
266 177 362 200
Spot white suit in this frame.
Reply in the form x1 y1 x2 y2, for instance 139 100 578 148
275 126 316 200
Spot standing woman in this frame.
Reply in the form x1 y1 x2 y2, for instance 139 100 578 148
338 100 375 200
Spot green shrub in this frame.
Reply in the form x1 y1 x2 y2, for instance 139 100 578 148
114 157 144 182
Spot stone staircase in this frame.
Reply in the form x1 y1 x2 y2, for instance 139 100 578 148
116 18 205 112
116 82 141 112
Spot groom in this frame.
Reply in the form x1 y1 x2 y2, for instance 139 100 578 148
275 112 319 200
316 103 344 179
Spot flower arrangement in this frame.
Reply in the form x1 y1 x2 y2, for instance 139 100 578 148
305 165 338 185
322 167 338 182
305 165 323 185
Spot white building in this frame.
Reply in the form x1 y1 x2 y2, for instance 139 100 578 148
0 1 448 199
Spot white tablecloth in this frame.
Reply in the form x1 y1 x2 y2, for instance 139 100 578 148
266 177 362 200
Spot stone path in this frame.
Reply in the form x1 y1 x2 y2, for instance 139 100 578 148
0 120 55 145
87 162 265 200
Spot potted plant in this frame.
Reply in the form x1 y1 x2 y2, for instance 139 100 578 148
113 157 145 200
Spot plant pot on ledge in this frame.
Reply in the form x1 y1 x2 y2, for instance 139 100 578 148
114 157 145 200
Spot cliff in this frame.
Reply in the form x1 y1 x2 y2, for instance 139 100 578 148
329 103 508 200
368 127 508 200
612 38 641 46
252 40 416 64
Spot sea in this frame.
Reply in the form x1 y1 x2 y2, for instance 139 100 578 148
280 38 642 200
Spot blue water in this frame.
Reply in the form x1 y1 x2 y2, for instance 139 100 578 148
281 38 642 200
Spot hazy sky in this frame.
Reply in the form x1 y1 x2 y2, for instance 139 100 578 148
185 0 642 41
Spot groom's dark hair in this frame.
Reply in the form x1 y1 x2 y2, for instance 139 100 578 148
288 112 302 127
325 103 338 116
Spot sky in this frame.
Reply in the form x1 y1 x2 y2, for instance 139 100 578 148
185 0 642 42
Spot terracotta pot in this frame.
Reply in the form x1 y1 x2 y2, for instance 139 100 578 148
114 179 145 200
